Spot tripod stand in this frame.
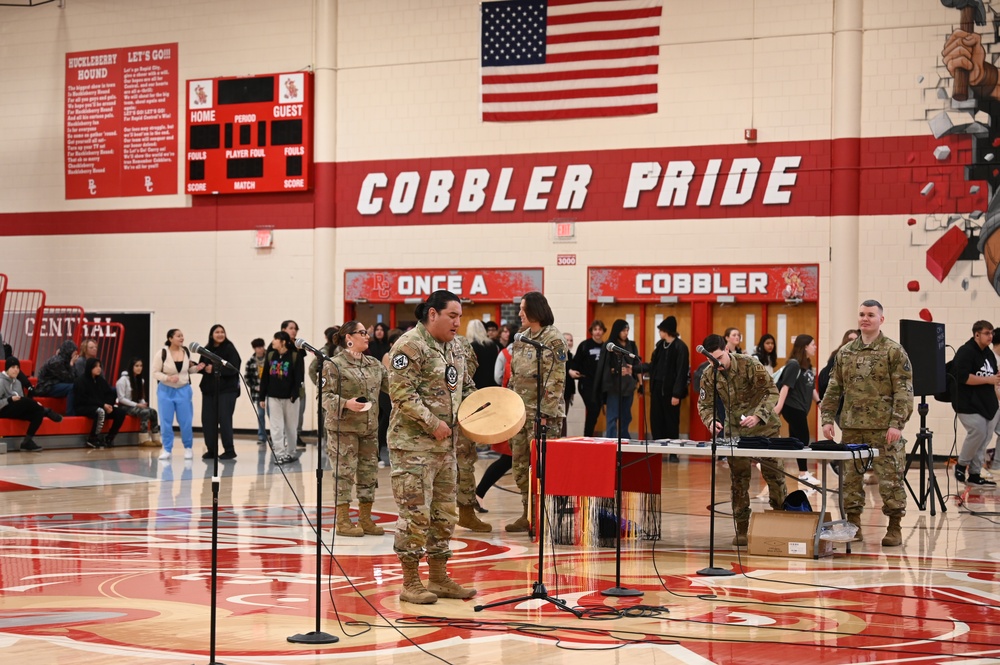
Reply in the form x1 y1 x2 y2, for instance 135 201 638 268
475 334 582 617
602 350 643 597
697 356 734 577
903 398 946 515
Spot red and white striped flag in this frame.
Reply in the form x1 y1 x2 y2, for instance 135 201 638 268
481 0 662 122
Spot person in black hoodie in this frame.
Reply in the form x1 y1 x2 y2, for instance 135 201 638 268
573 320 606 436
35 339 79 415
259 330 305 464
74 357 127 448
197 324 242 460
952 320 1000 487
592 319 641 439
649 316 689 448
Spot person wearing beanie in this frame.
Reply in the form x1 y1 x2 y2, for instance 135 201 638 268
0 356 63 452
649 316 690 457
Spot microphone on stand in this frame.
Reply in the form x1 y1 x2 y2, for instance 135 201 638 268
696 345 722 368
513 332 545 349
294 337 331 361
605 341 639 361
189 342 232 368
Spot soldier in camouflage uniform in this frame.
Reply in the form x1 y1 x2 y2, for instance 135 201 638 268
454 334 491 532
821 300 913 547
697 334 788 546
506 291 567 533
387 290 477 604
321 320 388 538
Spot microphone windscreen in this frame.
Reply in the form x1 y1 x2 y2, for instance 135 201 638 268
293 337 306 349
189 341 202 353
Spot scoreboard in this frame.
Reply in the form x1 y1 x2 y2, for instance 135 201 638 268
185 71 312 195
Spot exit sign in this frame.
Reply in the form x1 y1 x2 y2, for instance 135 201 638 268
553 220 575 242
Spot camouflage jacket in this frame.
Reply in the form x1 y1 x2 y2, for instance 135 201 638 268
321 351 388 435
509 325 567 418
457 335 478 375
388 322 475 452
697 353 781 437
820 332 913 431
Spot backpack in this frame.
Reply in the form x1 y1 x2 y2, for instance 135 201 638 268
933 359 957 403
771 365 785 387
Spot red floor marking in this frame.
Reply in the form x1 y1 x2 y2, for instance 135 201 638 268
0 480 37 492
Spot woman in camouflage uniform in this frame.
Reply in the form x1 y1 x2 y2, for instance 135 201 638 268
322 320 388 538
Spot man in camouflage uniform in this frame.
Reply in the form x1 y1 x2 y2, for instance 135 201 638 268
506 291 567 533
697 333 788 546
821 299 913 547
454 334 491 532
387 290 477 604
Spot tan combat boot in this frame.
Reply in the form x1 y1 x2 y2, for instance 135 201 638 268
731 520 749 547
336 504 363 538
881 515 902 547
399 559 437 604
505 504 530 533
847 513 863 542
427 557 477 599
357 502 384 536
457 504 492 532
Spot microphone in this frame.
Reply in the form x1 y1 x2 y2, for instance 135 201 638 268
294 337 331 361
189 342 232 368
696 345 722 368
605 341 639 361
513 332 545 349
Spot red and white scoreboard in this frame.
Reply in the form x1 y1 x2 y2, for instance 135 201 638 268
185 71 313 195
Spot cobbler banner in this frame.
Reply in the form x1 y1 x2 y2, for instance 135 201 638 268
588 264 819 303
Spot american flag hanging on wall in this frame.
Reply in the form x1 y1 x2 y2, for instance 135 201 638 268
481 0 662 122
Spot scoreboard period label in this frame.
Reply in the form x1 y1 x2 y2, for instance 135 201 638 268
185 71 313 195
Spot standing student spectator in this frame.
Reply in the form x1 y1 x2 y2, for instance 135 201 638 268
561 331 577 437
498 323 515 349
197 324 241 460
322 320 389 537
0 356 63 452
697 334 788 546
773 334 821 488
245 338 268 445
35 340 78 415
467 319 499 390
259 330 304 464
753 334 778 375
593 319 640 439
365 322 392 361
74 358 128 448
821 300 913 547
116 357 160 446
484 320 500 344
951 320 999 487
153 329 205 462
649 316 689 456
506 292 567 533
73 338 99 378
281 320 309 448
308 326 339 390
377 328 403 468
724 327 744 354
573 320 606 437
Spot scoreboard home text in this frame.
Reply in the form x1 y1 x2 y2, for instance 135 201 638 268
185 71 313 195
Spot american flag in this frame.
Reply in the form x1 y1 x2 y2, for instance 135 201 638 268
481 0 662 122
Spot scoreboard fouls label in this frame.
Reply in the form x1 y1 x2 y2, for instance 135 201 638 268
185 71 312 195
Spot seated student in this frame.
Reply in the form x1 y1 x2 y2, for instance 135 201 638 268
0 356 63 452
35 340 79 414
116 357 161 446
74 358 127 448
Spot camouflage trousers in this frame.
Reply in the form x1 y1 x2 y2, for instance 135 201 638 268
456 434 478 507
509 413 564 504
841 428 907 517
729 456 787 524
325 429 379 505
389 447 458 563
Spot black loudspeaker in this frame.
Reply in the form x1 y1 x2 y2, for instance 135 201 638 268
899 319 946 396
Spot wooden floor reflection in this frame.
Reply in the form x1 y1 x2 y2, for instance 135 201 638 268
0 437 998 664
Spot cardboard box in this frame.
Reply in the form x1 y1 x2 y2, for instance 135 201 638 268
748 511 834 559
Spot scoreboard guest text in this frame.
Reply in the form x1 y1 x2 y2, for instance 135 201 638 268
185 71 313 195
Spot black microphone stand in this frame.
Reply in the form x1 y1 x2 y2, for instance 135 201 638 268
475 335 582 617
202 357 226 665
697 357 735 577
288 348 338 645
603 348 642 597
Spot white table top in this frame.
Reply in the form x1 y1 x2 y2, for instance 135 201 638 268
551 437 879 461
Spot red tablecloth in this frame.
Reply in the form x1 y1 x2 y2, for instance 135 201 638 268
539 437 662 498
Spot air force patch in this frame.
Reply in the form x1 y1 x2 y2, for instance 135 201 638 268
391 353 410 370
